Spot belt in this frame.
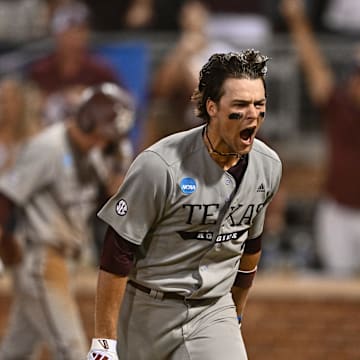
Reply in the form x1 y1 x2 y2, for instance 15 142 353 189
127 280 218 305
128 280 186 301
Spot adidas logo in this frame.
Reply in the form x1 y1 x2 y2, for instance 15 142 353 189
257 183 265 192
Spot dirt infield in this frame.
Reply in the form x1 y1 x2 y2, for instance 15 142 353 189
1 269 359 360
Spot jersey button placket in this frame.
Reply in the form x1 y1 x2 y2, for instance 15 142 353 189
224 174 235 202
216 175 235 251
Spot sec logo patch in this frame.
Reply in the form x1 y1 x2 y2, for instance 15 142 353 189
180 177 197 194
116 199 128 216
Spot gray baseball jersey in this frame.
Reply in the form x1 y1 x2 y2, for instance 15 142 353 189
0 122 99 254
99 125 282 299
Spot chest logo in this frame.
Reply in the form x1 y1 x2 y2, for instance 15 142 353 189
180 177 197 195
116 199 128 216
256 183 265 192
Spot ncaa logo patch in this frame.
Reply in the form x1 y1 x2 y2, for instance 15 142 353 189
116 199 128 216
180 177 197 195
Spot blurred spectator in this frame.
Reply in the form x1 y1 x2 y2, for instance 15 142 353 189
272 0 329 33
84 0 185 31
203 0 275 46
321 0 360 36
27 0 123 125
140 0 234 148
125 0 187 31
0 0 49 53
281 0 360 276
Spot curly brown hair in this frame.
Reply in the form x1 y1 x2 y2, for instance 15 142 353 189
191 49 269 123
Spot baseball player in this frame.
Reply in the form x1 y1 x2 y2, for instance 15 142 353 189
0 83 135 360
87 50 282 360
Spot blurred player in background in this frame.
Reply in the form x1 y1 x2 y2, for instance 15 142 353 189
281 0 360 276
0 83 135 360
87 50 282 360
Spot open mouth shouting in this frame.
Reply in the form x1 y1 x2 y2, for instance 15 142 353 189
240 126 256 144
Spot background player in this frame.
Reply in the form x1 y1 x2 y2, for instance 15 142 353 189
87 50 282 360
0 82 135 360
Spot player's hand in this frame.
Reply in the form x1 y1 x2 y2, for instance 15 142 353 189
87 338 119 360
280 0 306 22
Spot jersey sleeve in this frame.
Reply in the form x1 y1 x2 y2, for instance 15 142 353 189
248 158 282 239
97 150 173 246
0 141 57 205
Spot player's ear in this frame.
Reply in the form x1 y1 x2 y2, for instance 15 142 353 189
206 98 217 117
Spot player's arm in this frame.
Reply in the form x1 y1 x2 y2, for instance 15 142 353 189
280 0 334 106
94 270 128 338
0 193 22 266
88 226 137 359
0 138 59 267
88 270 126 360
231 236 262 324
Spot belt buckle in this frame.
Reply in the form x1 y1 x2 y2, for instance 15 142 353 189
149 288 165 300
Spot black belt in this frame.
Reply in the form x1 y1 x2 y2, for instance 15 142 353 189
128 280 186 300
128 280 218 305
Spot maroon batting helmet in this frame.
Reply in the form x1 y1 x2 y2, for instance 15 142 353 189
76 83 135 139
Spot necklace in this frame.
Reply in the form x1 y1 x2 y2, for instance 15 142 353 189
204 126 243 159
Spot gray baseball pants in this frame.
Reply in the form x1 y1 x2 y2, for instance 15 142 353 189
118 284 248 360
0 246 87 360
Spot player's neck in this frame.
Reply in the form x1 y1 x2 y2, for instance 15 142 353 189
203 125 242 171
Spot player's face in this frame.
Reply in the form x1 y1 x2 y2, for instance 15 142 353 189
57 24 89 52
207 77 266 155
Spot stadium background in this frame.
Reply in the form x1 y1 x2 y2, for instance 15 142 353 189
1 3 360 358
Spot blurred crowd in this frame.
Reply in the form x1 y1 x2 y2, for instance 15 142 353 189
0 0 360 279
